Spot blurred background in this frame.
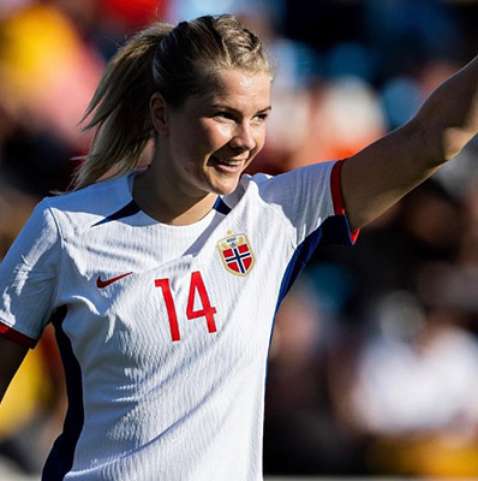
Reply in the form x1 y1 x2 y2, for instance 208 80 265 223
0 0 477 479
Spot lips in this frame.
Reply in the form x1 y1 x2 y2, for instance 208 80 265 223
210 155 246 173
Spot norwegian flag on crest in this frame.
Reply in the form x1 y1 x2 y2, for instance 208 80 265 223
217 233 254 275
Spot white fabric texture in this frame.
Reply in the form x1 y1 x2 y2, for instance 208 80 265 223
0 162 347 481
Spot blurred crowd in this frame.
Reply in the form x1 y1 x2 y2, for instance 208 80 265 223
0 0 477 478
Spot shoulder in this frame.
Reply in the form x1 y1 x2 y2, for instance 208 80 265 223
224 162 335 205
42 174 132 237
245 162 334 189
46 174 130 211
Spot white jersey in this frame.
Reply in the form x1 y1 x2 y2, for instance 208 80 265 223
0 161 355 481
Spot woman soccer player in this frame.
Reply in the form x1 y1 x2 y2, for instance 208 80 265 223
0 14 477 481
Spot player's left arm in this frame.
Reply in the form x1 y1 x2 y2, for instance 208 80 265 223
341 53 478 230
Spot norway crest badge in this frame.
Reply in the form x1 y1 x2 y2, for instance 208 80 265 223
217 233 255 276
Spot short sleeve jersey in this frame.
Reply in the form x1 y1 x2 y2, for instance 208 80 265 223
0 161 356 481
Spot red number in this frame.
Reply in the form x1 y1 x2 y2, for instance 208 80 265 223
155 271 217 342
186 271 217 333
155 278 181 341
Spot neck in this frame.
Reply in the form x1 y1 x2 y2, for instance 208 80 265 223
132 156 217 226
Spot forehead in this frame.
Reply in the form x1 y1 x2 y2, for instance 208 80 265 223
191 69 272 112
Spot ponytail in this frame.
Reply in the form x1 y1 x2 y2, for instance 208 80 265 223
72 23 173 189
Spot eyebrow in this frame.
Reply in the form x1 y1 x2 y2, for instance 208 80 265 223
211 104 272 115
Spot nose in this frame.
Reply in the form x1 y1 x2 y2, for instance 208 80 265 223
230 121 256 152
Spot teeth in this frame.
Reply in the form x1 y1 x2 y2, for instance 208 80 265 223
213 157 242 165
214 159 237 166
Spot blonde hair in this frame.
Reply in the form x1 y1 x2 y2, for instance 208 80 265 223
73 15 271 189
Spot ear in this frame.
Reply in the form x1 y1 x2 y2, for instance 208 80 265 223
150 93 169 136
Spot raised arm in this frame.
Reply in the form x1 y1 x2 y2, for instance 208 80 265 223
0 337 28 402
341 54 478 229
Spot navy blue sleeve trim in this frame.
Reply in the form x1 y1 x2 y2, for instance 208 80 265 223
319 215 357 246
93 197 230 227
276 227 323 308
42 305 84 481
213 197 231 215
92 200 141 227
276 214 354 309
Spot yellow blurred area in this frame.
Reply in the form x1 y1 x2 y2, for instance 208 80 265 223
0 4 102 148
369 436 478 477
0 5 81 103
0 345 53 438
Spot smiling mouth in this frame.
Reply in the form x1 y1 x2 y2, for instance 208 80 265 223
210 155 247 173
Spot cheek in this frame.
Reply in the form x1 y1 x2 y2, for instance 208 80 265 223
173 130 211 165
251 126 267 156
215 123 233 141
257 127 267 149
198 120 233 151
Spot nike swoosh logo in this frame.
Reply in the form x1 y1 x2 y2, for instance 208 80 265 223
96 272 132 288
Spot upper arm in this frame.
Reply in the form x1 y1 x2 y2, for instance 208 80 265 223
340 118 440 229
0 336 28 403
0 200 61 342
340 55 478 230
0 200 61 401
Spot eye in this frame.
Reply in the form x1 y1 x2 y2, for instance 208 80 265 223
214 111 236 121
253 112 269 124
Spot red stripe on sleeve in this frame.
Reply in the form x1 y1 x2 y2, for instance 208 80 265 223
0 322 36 349
331 160 346 215
330 160 360 243
349 227 360 244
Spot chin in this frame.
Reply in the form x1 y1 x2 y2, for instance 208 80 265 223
210 177 241 196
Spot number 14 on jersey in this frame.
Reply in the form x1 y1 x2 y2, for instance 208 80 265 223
155 271 217 342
